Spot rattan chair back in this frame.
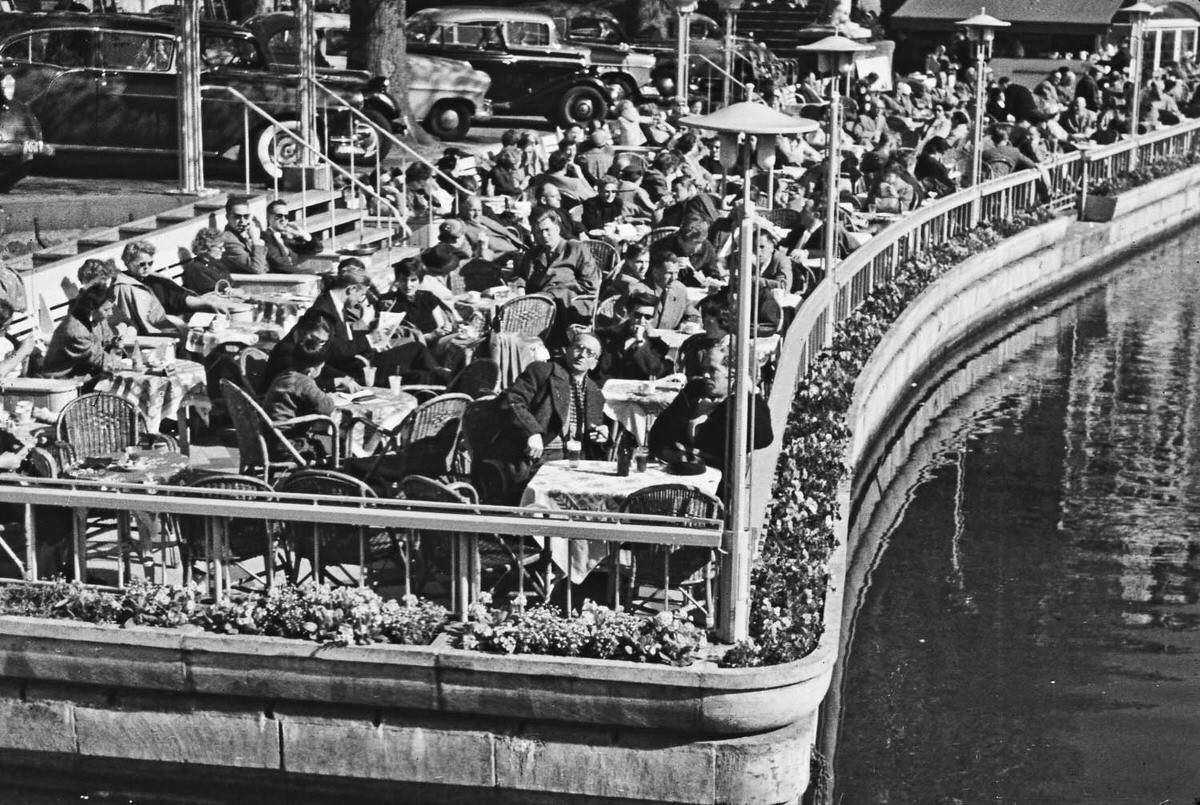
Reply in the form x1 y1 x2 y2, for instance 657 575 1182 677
496 293 556 339
55 392 141 459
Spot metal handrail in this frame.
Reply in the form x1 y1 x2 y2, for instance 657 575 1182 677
201 84 409 244
304 77 478 201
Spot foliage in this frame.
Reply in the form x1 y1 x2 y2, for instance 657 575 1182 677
460 595 707 666
1089 149 1200 196
721 207 1058 668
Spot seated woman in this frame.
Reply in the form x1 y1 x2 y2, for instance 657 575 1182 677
0 299 40 379
648 346 772 479
378 257 468 375
915 136 957 197
262 315 337 464
41 284 137 384
182 227 233 295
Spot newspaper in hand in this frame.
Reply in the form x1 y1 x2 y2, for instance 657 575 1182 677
366 311 406 351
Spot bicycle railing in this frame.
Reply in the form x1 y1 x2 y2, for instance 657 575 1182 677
202 84 408 256
305 77 478 215
749 117 1200 550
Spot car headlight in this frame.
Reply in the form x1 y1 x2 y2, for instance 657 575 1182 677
0 75 15 103
348 91 365 108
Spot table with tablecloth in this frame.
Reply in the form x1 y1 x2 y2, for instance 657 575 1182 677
521 458 722 584
97 359 207 433
333 387 419 458
600 377 684 446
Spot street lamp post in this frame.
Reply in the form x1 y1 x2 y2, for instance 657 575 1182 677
678 103 818 643
798 32 871 326
666 0 700 112
176 0 204 193
1123 1 1159 159
715 0 745 107
955 9 1009 225
297 0 317 167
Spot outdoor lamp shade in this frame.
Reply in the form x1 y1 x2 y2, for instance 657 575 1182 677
718 132 741 170
680 101 820 136
798 34 874 75
955 9 1011 41
714 0 745 10
1122 1 1159 19
666 0 700 12
755 133 777 170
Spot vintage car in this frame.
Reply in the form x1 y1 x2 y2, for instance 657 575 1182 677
0 13 405 177
514 3 657 105
406 7 615 126
246 11 492 140
0 66 47 191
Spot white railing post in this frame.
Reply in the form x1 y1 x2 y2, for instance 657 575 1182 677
176 0 204 194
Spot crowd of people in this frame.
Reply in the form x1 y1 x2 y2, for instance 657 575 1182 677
0 35 1180 514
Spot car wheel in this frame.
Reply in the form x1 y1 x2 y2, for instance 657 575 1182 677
601 75 635 111
556 85 608 127
252 120 306 180
424 100 472 140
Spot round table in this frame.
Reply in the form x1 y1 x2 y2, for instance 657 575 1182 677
333 388 420 457
601 377 684 446
98 359 208 434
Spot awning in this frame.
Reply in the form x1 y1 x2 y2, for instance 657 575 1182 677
890 0 1126 32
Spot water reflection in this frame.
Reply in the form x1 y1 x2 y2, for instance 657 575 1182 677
832 232 1200 803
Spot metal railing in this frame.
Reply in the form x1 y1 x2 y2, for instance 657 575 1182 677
749 117 1200 550
0 474 720 619
202 84 408 260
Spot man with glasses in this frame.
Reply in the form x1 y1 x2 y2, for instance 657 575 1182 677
219 195 268 275
596 289 670 383
112 240 233 335
264 199 324 274
485 331 609 503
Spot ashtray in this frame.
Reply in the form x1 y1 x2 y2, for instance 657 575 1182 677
666 459 707 476
338 244 379 257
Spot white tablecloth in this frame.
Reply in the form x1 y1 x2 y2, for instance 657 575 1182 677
521 458 722 583
600 377 682 445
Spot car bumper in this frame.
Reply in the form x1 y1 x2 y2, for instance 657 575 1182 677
0 139 51 160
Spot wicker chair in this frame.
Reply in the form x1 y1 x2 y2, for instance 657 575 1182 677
646 226 677 247
619 484 724 624
178 474 275 597
495 293 556 339
448 358 500 399
397 474 549 609
580 239 618 280
760 208 804 231
275 469 400 586
454 396 515 504
54 392 175 463
347 393 472 488
592 294 622 332
236 347 271 397
220 379 340 483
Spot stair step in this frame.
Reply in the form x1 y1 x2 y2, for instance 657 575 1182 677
298 206 370 237
117 221 158 239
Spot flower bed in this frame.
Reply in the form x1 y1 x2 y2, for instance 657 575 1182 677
1089 149 1200 197
0 579 707 665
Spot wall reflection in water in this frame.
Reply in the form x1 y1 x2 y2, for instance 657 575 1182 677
829 231 1200 804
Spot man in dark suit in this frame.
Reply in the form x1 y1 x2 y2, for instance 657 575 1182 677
219 195 267 275
264 199 324 273
511 208 599 306
482 331 609 502
658 176 718 229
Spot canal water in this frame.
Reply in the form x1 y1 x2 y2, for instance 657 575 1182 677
829 228 1200 803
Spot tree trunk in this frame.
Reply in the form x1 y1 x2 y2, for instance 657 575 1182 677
349 0 434 146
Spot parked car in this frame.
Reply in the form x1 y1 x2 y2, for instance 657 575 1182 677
514 3 657 105
0 66 47 191
406 7 615 126
246 11 492 140
0 12 404 177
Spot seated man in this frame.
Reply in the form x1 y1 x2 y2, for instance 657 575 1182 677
218 195 267 275
580 175 633 232
640 249 696 331
529 183 586 240
651 217 724 287
263 199 324 274
532 148 597 205
594 290 672 383
262 314 338 465
658 175 718 230
510 209 599 308
648 346 773 481
678 291 731 379
481 331 609 504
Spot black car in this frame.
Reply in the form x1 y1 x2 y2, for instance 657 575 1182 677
0 12 405 177
0 67 49 192
406 7 615 126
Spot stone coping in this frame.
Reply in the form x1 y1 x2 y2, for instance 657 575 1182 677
0 614 832 737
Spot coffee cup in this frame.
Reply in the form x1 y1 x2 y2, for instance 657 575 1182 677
361 366 377 387
388 375 404 394
565 439 582 468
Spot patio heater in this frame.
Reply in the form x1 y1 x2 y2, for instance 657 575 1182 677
176 0 204 193
715 0 745 108
1123 1 1160 153
955 8 1009 223
666 0 700 113
678 103 818 643
798 32 871 324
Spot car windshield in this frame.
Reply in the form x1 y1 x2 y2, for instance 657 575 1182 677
504 21 551 47
569 17 625 45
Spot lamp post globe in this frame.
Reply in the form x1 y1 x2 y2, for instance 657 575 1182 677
955 8 1010 219
1122 1 1160 146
